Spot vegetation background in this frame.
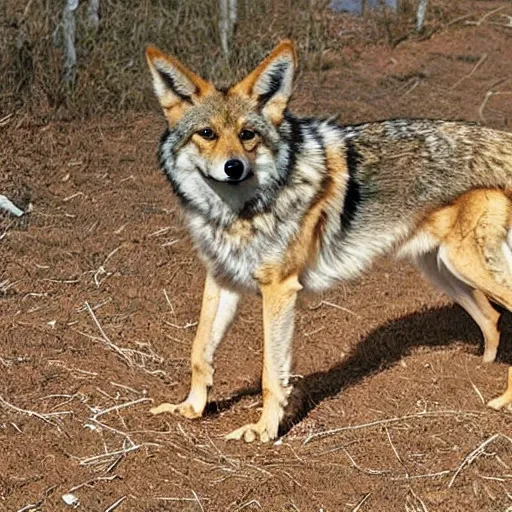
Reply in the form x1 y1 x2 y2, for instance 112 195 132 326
1 0 453 119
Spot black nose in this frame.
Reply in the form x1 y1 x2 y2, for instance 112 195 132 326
224 159 244 180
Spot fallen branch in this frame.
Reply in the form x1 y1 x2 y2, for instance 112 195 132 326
479 89 512 123
83 302 163 372
69 475 120 492
464 6 507 27
0 395 72 429
450 53 487 90
78 444 142 467
448 433 504 488
303 410 482 444
352 493 371 512
104 496 127 512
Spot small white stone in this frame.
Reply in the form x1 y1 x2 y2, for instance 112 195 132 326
0 195 24 217
62 493 80 507
84 423 101 432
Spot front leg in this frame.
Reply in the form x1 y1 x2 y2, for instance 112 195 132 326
226 273 302 442
151 272 240 418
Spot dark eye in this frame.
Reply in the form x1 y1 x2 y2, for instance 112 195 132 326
198 128 216 140
239 129 256 141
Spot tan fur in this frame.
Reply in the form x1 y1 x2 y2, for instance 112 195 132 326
226 273 302 442
226 217 255 241
420 190 512 308
191 124 261 164
145 45 214 126
281 144 348 280
150 273 222 418
230 40 297 125
230 40 296 96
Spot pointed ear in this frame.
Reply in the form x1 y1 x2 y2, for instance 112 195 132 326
231 40 297 125
145 45 214 126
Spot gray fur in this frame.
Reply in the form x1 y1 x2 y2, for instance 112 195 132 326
160 111 512 292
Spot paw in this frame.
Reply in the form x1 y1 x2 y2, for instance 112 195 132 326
482 348 497 364
225 421 278 443
487 394 512 411
150 401 202 419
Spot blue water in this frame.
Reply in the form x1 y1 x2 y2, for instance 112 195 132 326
329 0 398 15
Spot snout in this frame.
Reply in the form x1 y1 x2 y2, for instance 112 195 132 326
224 159 245 180
202 157 253 184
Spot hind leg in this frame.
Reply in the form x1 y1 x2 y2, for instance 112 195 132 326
471 289 501 363
487 367 512 410
417 251 501 363
439 224 512 311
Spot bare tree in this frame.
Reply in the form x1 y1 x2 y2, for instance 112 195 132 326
88 0 100 29
62 0 79 87
416 0 428 32
219 0 237 57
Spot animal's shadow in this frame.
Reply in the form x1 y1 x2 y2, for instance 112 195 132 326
206 304 512 432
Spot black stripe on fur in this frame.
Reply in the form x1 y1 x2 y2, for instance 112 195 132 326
341 140 362 228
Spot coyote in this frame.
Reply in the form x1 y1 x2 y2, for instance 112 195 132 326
146 40 512 442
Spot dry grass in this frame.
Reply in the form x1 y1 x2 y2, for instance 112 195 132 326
0 0 342 118
0 0 459 120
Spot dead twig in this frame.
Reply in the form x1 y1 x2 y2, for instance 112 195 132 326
479 88 512 123
308 299 359 317
405 488 429 512
304 410 482 444
69 475 120 492
0 113 15 126
163 288 177 319
385 426 409 478
165 320 198 329
391 469 452 481
352 493 371 512
78 444 142 467
450 53 487 90
343 447 388 476
464 6 507 27
155 496 212 503
448 433 503 488
191 490 205 512
17 504 41 512
90 397 151 420
82 302 164 373
0 395 72 429
465 359 485 405
488 14 512 28
104 496 127 512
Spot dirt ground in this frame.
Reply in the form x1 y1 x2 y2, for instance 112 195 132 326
2 3 512 511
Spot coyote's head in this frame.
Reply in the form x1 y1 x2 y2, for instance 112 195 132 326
146 41 297 212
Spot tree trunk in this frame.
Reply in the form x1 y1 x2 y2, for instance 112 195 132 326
219 0 237 57
62 0 79 87
416 0 428 32
88 0 100 29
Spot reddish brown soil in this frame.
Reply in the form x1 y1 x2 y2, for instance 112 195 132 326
2 4 512 511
